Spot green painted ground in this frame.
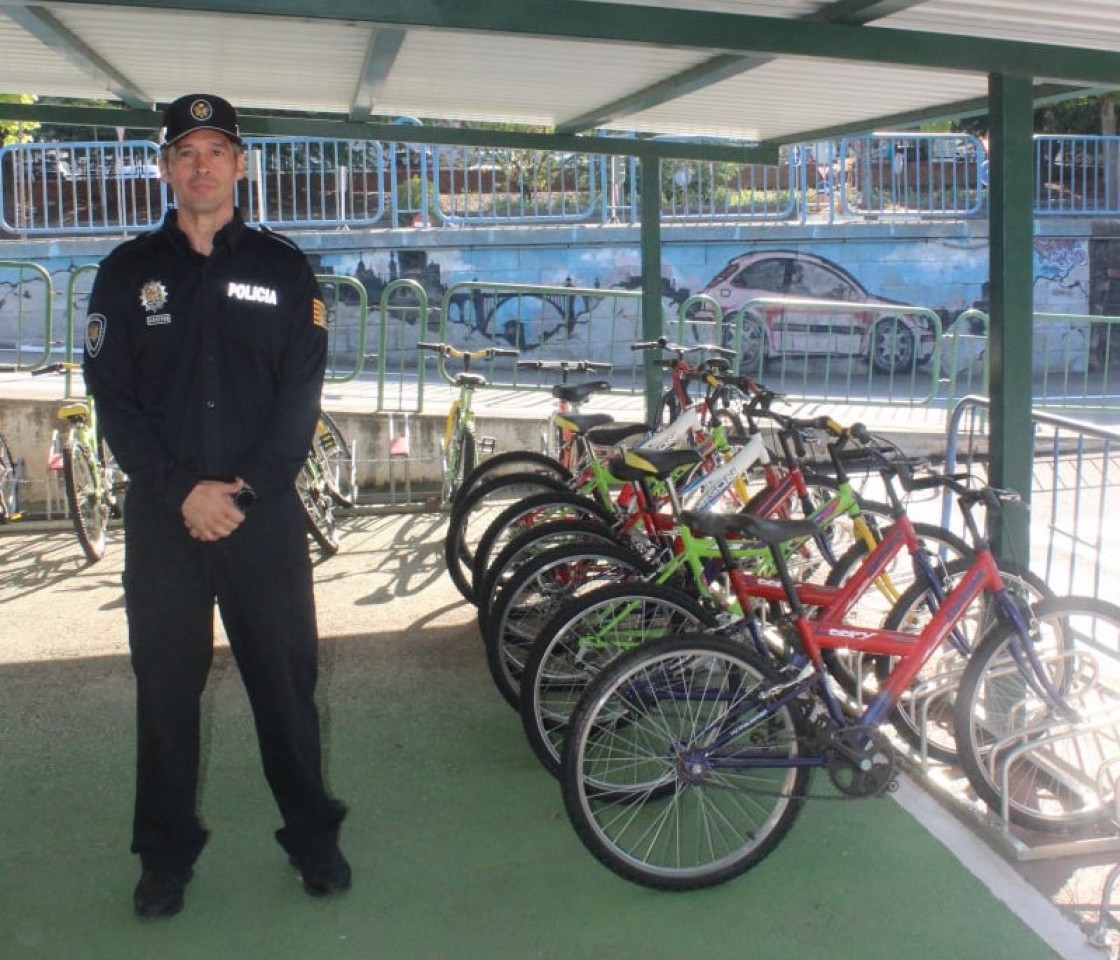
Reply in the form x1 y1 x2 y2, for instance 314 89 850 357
0 610 1061 960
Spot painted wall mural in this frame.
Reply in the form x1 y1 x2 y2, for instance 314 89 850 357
0 228 1112 374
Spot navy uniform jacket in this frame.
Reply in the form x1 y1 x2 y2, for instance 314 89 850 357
83 210 328 510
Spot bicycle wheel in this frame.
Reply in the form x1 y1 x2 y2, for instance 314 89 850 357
296 458 340 556
445 472 574 602
561 634 810 891
0 431 17 521
954 595 1120 833
520 582 718 777
470 490 615 605
477 518 627 629
443 423 477 505
483 542 652 708
63 434 109 563
453 450 571 509
879 558 1052 763
314 411 354 507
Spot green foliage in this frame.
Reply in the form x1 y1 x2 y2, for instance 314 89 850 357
0 94 37 145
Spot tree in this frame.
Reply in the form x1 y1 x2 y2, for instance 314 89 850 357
0 94 37 145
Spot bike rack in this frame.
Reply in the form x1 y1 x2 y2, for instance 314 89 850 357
388 412 412 504
905 644 1120 864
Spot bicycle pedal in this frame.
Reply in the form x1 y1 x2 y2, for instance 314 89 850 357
478 436 496 455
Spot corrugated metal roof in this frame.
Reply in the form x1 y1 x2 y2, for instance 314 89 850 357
0 0 1117 142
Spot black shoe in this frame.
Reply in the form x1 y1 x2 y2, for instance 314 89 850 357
133 865 192 919
290 845 351 897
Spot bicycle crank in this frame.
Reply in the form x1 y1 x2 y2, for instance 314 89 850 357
825 725 898 797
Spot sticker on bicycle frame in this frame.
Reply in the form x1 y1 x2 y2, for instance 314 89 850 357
139 279 168 312
85 313 107 358
312 298 328 330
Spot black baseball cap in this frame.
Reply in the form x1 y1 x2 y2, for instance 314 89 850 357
159 94 242 147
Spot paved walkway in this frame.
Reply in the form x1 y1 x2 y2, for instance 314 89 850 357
0 514 1109 960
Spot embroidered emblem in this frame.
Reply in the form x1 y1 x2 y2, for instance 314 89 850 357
85 313 107 358
146 314 172 326
190 99 213 122
313 298 328 330
139 280 168 313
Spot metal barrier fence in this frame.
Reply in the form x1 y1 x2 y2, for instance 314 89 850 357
8 131 1120 235
0 140 165 235
940 311 1120 410
7 256 1120 417
944 396 1120 603
0 260 52 369
1035 135 1120 217
834 133 986 221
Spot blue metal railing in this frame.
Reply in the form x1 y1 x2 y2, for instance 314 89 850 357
8 131 1120 237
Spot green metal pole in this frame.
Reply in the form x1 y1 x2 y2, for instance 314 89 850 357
639 154 664 421
986 73 1034 561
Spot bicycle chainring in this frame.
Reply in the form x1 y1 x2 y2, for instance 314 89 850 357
825 725 898 797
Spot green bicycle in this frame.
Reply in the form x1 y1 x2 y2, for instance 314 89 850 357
34 361 125 563
418 340 519 504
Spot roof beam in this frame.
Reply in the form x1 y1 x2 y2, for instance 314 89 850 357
349 26 407 121
0 4 152 108
556 0 935 136
28 0 1120 85
765 82 1110 145
0 101 779 162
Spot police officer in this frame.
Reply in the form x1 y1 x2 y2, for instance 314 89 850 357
84 93 349 919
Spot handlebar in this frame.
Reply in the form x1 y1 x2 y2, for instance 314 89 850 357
32 361 80 376
631 336 735 359
417 341 519 361
517 359 612 373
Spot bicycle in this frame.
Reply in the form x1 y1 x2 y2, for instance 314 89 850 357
33 361 125 563
457 362 766 610
0 431 21 523
313 409 354 508
298 417 342 556
417 340 519 505
517 434 978 777
557 479 1064 890
449 358 621 504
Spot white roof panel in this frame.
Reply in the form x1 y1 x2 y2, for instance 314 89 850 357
0 1 1117 143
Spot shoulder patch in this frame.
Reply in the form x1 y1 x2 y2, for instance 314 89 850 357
85 313 107 358
313 299 328 330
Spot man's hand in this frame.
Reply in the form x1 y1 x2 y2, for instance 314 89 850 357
181 480 247 542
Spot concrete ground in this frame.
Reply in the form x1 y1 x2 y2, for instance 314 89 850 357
0 511 1111 960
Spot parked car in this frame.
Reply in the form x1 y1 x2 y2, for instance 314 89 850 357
692 249 935 373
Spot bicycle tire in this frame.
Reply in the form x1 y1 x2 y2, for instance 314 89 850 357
483 541 652 708
879 557 1053 763
520 581 718 777
315 410 354 508
477 519 628 629
470 490 615 605
443 423 477 505
444 471 573 602
63 434 108 563
953 595 1120 833
0 431 17 521
561 634 810 891
296 458 340 556
453 450 571 509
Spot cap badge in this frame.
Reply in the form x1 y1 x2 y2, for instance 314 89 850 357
190 99 213 122
139 280 168 313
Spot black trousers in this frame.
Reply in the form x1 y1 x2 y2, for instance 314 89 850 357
122 486 345 869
